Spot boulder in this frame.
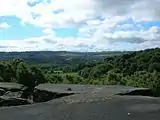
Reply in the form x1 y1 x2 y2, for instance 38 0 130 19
0 82 32 107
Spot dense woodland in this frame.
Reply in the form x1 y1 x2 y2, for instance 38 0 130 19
0 51 128 72
0 48 160 93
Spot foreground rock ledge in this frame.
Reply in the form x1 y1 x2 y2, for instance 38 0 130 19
0 83 160 120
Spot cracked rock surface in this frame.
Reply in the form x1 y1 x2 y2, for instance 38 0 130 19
0 83 160 120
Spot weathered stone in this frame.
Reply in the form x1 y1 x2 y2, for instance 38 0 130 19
33 89 74 103
0 82 25 92
0 96 32 107
0 85 160 120
0 82 31 107
116 88 154 96
3 91 23 98
0 88 6 96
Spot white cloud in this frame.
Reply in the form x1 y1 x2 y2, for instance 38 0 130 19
0 22 10 29
0 0 33 23
1 0 160 27
1 26 160 52
0 0 159 28
0 0 160 51
102 26 160 42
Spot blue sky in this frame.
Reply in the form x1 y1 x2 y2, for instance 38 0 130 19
0 0 160 51
0 16 46 40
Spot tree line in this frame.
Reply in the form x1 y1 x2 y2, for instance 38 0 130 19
0 48 159 92
76 48 160 91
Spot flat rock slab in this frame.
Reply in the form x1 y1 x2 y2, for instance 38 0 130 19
0 96 160 120
0 84 159 120
36 84 138 95
35 84 96 94
0 96 32 107
0 82 24 91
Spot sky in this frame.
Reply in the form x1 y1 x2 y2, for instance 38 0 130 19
0 0 160 52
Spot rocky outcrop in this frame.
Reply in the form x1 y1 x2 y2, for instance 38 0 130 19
0 83 76 106
0 82 31 107
0 96 32 107
0 82 25 92
33 89 74 103
0 83 158 108
0 84 160 120
116 88 154 96
3 91 23 98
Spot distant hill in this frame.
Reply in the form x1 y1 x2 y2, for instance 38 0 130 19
0 51 129 69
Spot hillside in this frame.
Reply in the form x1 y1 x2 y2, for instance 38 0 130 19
0 51 128 70
76 48 160 90
0 48 159 92
77 48 160 75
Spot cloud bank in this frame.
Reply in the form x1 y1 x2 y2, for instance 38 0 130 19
0 0 160 51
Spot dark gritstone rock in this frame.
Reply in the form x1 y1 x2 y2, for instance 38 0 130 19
33 89 74 103
0 84 160 120
0 88 6 96
116 88 154 96
0 96 32 107
0 82 25 92
0 83 30 107
0 93 160 120
3 91 23 98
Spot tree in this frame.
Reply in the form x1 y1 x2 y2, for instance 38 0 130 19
89 63 113 78
148 63 160 72
16 62 31 87
0 62 15 82
30 67 47 86
47 74 63 83
107 71 124 85
78 67 91 78
66 74 74 84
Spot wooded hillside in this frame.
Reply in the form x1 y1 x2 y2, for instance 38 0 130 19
0 48 159 92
